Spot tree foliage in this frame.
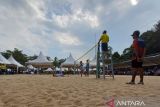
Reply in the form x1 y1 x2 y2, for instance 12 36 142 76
141 21 160 55
112 52 121 63
1 48 28 65
27 55 38 61
52 57 66 68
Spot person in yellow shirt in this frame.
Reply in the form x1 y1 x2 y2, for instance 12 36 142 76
98 30 109 52
98 30 109 78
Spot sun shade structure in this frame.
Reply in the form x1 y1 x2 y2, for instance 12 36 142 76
26 52 53 68
44 68 53 72
61 53 78 68
8 55 24 67
27 65 35 69
0 53 11 64
0 61 3 64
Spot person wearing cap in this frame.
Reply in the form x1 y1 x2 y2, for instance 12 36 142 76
98 30 109 77
98 30 109 52
127 30 146 85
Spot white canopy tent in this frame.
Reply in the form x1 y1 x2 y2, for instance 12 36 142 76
0 61 3 64
26 52 53 68
61 53 78 67
8 55 24 67
7 55 24 73
27 65 35 69
0 53 11 64
44 68 53 72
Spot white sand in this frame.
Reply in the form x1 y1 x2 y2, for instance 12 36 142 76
0 75 159 107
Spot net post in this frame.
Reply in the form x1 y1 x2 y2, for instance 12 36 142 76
96 43 100 78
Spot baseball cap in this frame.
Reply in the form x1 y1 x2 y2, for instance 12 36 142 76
103 30 107 34
131 30 140 37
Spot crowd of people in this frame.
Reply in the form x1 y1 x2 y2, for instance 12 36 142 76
114 65 160 76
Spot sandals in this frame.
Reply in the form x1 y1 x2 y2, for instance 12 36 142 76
137 82 144 85
126 81 135 85
126 81 144 85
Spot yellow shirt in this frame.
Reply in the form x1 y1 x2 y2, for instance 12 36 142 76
100 34 109 43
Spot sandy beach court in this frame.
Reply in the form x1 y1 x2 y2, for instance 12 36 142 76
0 75 159 107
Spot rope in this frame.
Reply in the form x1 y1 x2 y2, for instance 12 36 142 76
76 43 98 61
114 53 160 66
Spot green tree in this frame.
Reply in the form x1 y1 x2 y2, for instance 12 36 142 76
53 57 66 68
141 21 160 55
2 48 28 65
58 59 66 67
112 52 121 63
120 47 132 61
154 20 160 32
27 55 38 61
12 48 28 65
53 57 59 69
1 50 12 58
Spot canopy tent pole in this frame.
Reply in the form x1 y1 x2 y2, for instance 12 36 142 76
74 61 76 75
16 66 18 74
60 66 62 74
